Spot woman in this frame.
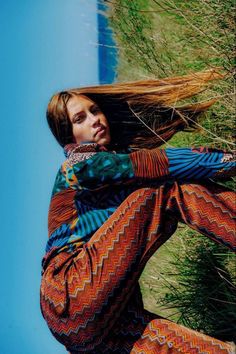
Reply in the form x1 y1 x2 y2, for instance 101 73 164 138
40 70 235 353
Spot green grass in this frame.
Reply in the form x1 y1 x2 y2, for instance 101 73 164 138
140 229 236 341
106 0 235 150
104 0 236 341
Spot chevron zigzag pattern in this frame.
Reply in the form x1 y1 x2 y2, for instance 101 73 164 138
41 182 235 353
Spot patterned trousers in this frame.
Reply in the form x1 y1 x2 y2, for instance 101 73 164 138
40 181 236 353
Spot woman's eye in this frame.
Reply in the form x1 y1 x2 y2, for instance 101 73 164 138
75 115 85 123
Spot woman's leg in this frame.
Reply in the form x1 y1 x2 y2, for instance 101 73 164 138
40 181 235 353
101 286 234 354
164 180 235 250
130 318 235 354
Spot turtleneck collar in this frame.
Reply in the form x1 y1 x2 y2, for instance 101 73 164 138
64 143 109 159
63 143 113 167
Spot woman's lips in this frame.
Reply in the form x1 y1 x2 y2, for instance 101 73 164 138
95 127 106 137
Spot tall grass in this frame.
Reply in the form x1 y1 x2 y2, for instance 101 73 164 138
105 0 235 150
102 0 236 341
157 232 236 341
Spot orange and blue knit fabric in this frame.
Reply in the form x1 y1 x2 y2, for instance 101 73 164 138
40 143 236 353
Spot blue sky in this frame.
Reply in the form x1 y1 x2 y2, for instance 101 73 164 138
0 1 99 353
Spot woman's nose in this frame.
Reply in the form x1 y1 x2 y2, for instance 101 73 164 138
88 113 100 126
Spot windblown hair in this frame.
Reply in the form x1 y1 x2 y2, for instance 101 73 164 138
46 69 222 149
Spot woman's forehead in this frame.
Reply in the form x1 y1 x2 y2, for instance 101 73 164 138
67 94 94 108
66 94 95 117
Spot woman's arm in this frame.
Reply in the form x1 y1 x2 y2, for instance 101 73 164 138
132 147 235 181
166 147 235 180
62 151 137 190
61 148 235 191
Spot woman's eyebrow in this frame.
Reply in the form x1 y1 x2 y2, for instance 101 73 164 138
71 104 98 122
90 103 98 109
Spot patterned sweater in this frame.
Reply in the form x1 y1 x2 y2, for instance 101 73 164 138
45 143 235 257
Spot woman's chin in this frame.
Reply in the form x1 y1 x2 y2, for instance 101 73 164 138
97 137 111 146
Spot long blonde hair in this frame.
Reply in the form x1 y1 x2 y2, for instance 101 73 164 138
46 69 222 149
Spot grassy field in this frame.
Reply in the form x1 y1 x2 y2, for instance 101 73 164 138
104 0 236 341
106 0 235 150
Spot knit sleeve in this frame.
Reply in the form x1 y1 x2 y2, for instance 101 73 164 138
61 148 235 190
61 151 136 190
165 147 235 180
130 147 235 181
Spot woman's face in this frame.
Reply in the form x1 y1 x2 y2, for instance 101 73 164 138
66 94 111 145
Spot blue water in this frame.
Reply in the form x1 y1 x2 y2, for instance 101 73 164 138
97 1 118 84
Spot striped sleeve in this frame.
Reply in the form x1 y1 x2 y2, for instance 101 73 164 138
129 147 235 181
61 147 235 191
61 149 170 191
165 147 236 180
129 148 169 179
